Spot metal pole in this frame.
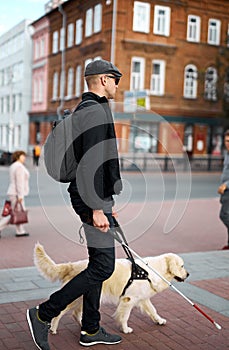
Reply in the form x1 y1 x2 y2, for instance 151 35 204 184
110 0 117 63
57 4 66 120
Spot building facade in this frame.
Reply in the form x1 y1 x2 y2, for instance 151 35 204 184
29 0 229 156
0 20 33 153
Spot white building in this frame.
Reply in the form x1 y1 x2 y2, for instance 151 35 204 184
0 20 33 153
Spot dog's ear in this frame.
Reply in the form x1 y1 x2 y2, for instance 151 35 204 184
166 254 180 276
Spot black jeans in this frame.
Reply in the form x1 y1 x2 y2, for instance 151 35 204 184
220 190 229 245
39 194 115 333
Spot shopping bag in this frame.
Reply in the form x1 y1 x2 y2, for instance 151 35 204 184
10 200 28 225
1 200 12 217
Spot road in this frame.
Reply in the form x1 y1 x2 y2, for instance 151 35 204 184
0 164 221 207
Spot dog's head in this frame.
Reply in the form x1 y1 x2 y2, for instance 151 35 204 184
166 254 189 282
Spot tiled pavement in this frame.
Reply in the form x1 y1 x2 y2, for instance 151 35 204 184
0 196 229 349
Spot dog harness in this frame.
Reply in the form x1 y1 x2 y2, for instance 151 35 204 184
121 258 152 296
110 222 152 296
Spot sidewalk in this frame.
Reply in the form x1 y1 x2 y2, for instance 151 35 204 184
0 198 229 349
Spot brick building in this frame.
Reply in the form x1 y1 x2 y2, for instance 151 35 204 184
29 0 229 156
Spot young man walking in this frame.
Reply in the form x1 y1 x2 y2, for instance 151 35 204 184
27 59 123 349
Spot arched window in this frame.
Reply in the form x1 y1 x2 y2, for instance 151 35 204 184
204 67 217 101
52 72 58 100
67 67 74 98
183 64 198 99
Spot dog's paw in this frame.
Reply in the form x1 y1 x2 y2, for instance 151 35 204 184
155 317 166 325
121 326 133 334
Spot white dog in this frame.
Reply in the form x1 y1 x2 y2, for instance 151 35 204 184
34 243 189 334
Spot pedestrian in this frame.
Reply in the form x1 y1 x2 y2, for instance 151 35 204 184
0 150 30 237
27 59 123 349
218 129 229 250
33 144 41 166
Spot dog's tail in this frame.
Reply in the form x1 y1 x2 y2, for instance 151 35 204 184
34 242 73 283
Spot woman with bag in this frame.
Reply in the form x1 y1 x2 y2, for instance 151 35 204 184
0 150 30 237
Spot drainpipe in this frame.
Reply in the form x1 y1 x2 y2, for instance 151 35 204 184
57 4 66 120
110 0 117 63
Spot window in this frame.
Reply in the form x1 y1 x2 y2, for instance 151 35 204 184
75 65 82 97
208 19 221 45
133 1 150 33
76 18 83 45
153 5 171 37
67 67 74 98
94 4 102 33
67 23 74 48
60 27 65 51
1 125 7 147
84 58 92 91
14 125 21 148
35 40 39 59
33 79 38 103
151 60 165 95
183 64 198 99
52 72 59 100
52 31 59 54
130 57 145 90
38 78 43 102
204 67 217 101
187 15 200 42
40 37 45 57
85 8 93 37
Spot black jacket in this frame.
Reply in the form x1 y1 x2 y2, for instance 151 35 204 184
68 92 122 210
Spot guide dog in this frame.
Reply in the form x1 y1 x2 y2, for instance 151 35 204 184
34 243 189 334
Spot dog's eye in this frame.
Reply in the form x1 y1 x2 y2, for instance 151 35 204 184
181 265 184 268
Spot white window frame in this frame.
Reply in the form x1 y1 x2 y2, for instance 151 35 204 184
130 57 145 91
2 125 7 147
153 5 171 37
187 15 201 42
94 4 102 33
75 65 82 97
183 64 198 99
38 78 43 103
52 31 59 54
204 67 217 101
133 1 150 34
67 67 74 98
33 79 38 103
52 72 59 100
85 8 93 37
150 60 165 96
76 18 83 45
67 23 74 48
14 125 21 148
208 19 221 45
84 58 92 91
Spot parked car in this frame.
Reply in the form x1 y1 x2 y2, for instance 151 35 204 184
0 150 12 165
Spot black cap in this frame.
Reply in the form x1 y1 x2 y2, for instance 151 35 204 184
84 59 122 78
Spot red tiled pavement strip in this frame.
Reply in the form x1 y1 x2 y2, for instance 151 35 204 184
0 294 228 350
190 278 229 301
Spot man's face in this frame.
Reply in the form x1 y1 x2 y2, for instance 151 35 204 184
104 75 120 99
224 136 229 152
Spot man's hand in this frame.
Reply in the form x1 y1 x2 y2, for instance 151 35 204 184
218 183 227 195
93 210 110 232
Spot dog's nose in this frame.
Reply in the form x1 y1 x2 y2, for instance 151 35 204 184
186 272 190 277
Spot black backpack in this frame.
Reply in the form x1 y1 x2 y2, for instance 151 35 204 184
44 100 97 183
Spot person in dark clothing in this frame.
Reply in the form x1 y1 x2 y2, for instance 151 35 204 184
218 129 229 250
27 59 123 349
